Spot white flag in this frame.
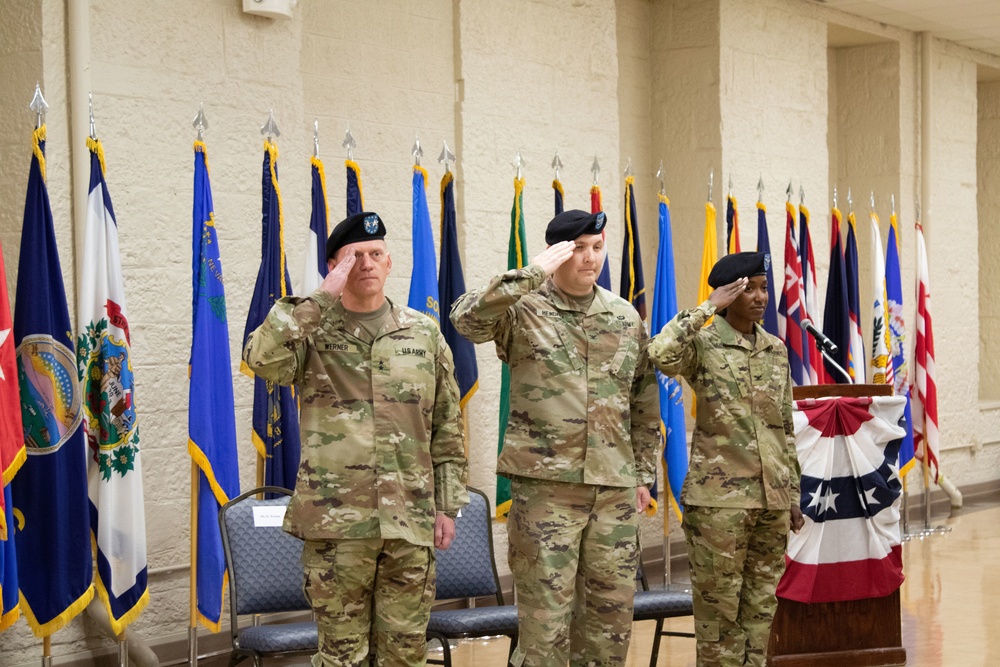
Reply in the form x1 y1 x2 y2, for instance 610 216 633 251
76 138 148 633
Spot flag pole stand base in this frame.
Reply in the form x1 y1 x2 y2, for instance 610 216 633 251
188 626 198 666
117 637 128 667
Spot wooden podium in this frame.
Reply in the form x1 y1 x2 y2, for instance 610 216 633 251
767 384 907 667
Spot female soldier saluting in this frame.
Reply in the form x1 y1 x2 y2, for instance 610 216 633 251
648 251 804 667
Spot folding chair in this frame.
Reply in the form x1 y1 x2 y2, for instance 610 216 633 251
633 553 695 667
219 486 317 666
426 487 518 666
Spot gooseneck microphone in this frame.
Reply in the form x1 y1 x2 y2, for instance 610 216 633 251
800 318 838 355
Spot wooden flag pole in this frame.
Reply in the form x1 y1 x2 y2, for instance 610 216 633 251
117 631 128 667
42 636 51 667
189 461 199 666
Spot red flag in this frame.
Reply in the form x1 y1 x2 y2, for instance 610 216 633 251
778 203 808 385
0 241 26 540
911 223 939 483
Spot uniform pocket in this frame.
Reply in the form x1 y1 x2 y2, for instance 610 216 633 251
519 324 581 375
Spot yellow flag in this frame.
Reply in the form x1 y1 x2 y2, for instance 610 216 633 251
698 201 718 316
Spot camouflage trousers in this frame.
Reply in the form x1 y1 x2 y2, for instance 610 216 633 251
507 476 638 667
682 506 789 667
301 538 435 667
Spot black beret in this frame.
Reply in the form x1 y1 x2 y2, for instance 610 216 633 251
707 251 769 288
326 211 386 259
544 209 607 244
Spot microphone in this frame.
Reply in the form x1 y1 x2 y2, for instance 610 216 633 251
800 318 838 355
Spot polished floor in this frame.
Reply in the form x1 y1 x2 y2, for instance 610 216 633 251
207 497 998 666
438 498 1000 666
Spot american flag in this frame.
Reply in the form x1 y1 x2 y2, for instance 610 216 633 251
911 223 940 483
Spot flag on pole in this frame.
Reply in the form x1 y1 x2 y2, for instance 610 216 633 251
698 201 718 311
0 242 25 540
242 141 301 493
756 202 779 336
408 166 440 323
346 158 365 217
1 485 17 630
189 141 241 632
885 214 915 477
592 184 612 291
1 238 25 631
620 176 647 320
301 156 330 295
12 125 94 636
778 203 809 386
799 203 822 384
912 223 939 483
76 137 148 634
822 208 851 383
869 212 893 386
438 171 478 407
726 193 741 254
553 178 564 216
651 194 687 522
496 177 528 521
845 212 866 382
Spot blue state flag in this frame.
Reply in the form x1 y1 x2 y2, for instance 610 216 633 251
346 159 364 217
652 194 687 521
756 203 779 336
822 209 851 383
553 179 564 216
301 156 329 294
438 171 479 406
12 125 94 637
242 141 301 495
885 217 915 477
408 167 440 323
189 141 241 632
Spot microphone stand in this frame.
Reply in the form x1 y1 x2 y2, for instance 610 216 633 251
809 337 853 384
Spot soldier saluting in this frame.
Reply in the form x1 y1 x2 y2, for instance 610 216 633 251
451 209 659 667
647 251 804 667
243 212 469 666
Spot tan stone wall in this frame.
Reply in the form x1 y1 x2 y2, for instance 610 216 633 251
1 0 1000 662
978 81 1000 404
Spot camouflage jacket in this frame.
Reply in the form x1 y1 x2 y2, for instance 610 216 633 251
647 301 799 509
242 291 469 547
451 264 659 488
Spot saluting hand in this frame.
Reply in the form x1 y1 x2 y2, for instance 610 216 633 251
321 253 356 298
708 276 748 311
531 241 576 276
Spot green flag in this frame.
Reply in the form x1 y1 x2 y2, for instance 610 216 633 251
496 176 527 520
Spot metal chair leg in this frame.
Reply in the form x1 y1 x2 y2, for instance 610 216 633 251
649 619 664 667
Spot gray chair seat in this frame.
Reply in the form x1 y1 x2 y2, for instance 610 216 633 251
427 488 517 666
238 621 318 653
633 589 694 621
426 605 519 637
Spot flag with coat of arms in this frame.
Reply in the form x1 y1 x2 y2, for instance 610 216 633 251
12 124 94 637
76 137 148 634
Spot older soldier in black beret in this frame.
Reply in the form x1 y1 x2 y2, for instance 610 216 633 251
244 209 469 666
648 251 803 667
451 208 660 666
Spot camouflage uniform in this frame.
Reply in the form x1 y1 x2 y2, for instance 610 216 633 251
647 300 799 667
243 290 469 667
451 264 659 667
